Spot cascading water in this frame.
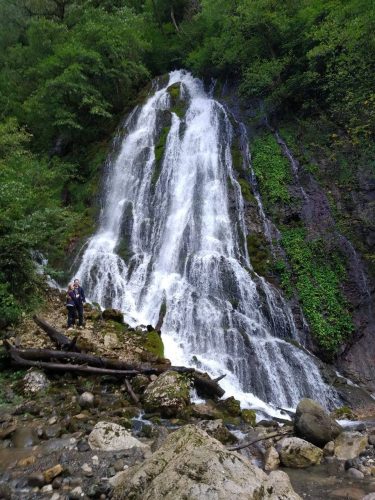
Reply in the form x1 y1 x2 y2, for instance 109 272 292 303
75 70 337 413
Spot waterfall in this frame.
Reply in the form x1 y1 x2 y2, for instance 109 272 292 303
75 70 337 412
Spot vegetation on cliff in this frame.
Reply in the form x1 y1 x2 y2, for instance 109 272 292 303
0 0 373 358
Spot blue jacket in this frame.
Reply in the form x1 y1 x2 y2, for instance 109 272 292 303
73 286 86 306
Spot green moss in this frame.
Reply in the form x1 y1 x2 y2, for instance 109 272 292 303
251 133 291 208
144 330 164 359
331 406 354 419
280 227 354 356
231 142 243 174
247 233 272 277
238 178 255 203
152 125 171 187
241 409 256 426
167 83 187 118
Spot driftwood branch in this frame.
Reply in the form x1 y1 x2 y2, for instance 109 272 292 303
227 430 292 451
125 379 140 405
33 315 80 351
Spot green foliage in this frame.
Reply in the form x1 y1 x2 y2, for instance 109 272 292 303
144 330 165 359
0 284 21 328
251 133 291 208
247 233 272 277
280 227 353 356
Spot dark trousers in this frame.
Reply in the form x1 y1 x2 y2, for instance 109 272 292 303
67 306 76 327
76 303 84 326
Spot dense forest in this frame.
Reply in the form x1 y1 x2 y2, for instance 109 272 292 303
1 0 374 358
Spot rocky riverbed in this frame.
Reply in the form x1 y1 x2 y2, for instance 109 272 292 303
1 287 375 499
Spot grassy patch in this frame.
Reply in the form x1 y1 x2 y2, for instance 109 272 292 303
247 233 272 277
280 227 353 356
251 133 291 208
144 330 164 359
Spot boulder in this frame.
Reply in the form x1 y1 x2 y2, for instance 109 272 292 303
196 419 236 444
88 421 149 452
241 409 256 426
142 371 190 418
191 402 222 420
102 308 123 323
23 370 50 395
112 425 301 500
277 437 323 468
294 399 342 447
264 446 280 471
334 431 368 460
218 396 241 416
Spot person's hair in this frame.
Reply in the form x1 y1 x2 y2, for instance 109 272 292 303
67 283 74 292
74 279 79 285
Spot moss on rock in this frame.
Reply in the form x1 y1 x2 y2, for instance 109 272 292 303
143 330 164 359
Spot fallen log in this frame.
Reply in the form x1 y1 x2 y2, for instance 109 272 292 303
192 372 225 399
33 316 80 352
124 379 140 405
7 345 140 377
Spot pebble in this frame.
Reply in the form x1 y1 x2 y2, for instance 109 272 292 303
69 486 84 499
70 477 83 487
113 459 125 472
28 472 45 487
48 416 58 425
52 477 63 489
81 463 93 477
92 455 99 466
41 484 53 493
51 493 61 500
78 392 95 409
43 464 63 483
347 467 365 479
77 440 90 452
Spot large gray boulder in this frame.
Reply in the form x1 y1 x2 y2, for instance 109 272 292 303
23 370 50 395
88 422 149 452
113 424 301 500
334 431 368 460
277 437 323 468
294 399 342 447
142 371 190 417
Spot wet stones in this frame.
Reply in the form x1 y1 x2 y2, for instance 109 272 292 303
277 437 323 468
11 427 39 448
264 446 280 471
294 398 343 447
197 419 237 444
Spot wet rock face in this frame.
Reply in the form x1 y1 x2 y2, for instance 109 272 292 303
294 399 343 447
23 370 50 395
277 437 323 468
142 371 190 418
113 425 301 500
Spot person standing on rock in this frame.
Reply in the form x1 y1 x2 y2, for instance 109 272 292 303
73 278 86 329
66 284 77 330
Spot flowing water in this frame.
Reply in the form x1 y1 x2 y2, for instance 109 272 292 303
75 70 337 413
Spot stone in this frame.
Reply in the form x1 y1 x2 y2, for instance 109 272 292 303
334 431 368 460
43 464 63 483
112 424 301 500
241 409 256 426
43 424 62 439
78 392 95 409
191 402 222 420
48 416 58 425
102 308 123 323
77 439 90 452
197 419 236 444
113 459 126 472
369 433 375 446
23 369 50 395
88 421 149 451
218 396 241 416
51 494 61 500
104 331 119 349
92 455 99 466
52 477 63 489
69 486 84 499
41 484 53 493
347 467 364 479
277 437 323 468
264 446 280 471
28 472 45 487
81 463 93 477
131 374 150 393
362 495 375 500
294 398 343 447
323 440 335 457
17 455 36 467
142 371 190 418
12 427 39 448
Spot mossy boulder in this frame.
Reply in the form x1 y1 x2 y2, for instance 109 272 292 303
241 409 256 426
142 371 191 418
102 309 124 324
143 330 164 359
218 396 241 417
